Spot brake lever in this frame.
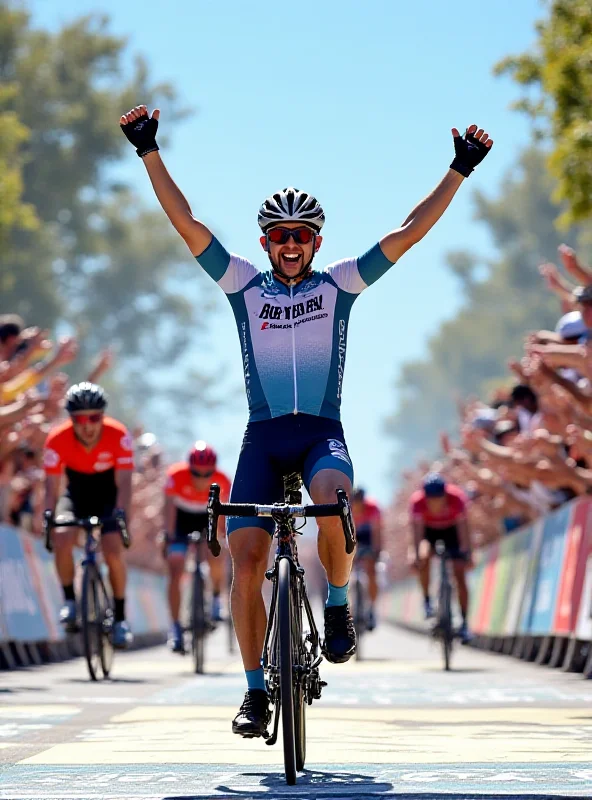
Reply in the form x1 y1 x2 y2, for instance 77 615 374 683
336 489 356 555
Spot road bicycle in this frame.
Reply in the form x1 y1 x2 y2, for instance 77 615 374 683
186 530 214 674
431 540 455 671
44 511 130 681
206 474 355 786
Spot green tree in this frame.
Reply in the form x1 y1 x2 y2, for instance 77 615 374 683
0 86 36 248
385 148 592 472
0 4 216 435
496 0 592 226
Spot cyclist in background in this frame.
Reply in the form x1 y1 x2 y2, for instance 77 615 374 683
351 487 381 630
409 473 473 644
43 383 134 649
163 441 231 653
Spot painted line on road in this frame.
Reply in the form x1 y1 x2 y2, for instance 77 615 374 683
17 705 592 766
1 763 591 798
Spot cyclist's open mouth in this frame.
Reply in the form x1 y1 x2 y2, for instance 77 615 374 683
280 253 302 269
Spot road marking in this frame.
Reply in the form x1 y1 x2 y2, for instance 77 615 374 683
18 705 592 765
0 706 80 718
1 763 591 798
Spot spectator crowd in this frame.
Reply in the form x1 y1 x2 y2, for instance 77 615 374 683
7 244 592 579
385 244 592 577
0 315 164 571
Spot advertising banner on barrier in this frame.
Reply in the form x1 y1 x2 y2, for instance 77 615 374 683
488 533 520 636
21 533 65 642
527 502 573 635
468 552 487 633
518 517 546 635
553 499 592 635
574 502 592 642
575 554 592 642
473 542 499 635
503 523 534 636
0 525 49 642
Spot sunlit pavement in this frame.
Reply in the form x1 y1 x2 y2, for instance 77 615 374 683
1 620 592 799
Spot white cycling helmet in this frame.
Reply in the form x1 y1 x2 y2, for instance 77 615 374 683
258 187 325 233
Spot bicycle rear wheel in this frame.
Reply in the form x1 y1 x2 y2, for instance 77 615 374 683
353 572 365 662
191 565 206 674
294 680 306 771
95 573 114 678
278 557 297 785
227 559 236 654
291 578 306 772
439 579 453 672
81 565 103 682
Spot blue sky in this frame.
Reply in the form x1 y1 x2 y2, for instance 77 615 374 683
33 0 543 503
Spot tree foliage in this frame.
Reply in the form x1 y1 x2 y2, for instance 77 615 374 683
0 4 216 436
495 0 592 226
385 149 592 472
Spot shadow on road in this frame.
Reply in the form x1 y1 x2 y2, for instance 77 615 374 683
0 685 48 693
58 676 160 685
163 768 394 798
420 666 492 674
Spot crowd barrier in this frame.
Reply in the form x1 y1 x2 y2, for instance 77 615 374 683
387 496 592 677
0 524 169 669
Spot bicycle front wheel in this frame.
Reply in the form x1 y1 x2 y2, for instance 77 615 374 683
191 565 206 674
81 565 103 682
278 557 297 785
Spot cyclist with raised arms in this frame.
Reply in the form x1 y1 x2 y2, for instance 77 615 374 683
164 441 231 653
120 106 492 736
43 383 134 649
409 473 473 643
351 487 382 630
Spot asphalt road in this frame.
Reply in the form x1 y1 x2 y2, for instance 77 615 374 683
1 620 591 799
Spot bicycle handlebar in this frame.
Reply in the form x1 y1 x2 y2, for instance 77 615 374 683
43 510 131 552
206 484 356 558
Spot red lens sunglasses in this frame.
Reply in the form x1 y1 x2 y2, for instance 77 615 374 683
267 227 315 245
71 412 103 424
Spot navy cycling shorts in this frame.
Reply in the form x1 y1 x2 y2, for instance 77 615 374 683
227 414 354 536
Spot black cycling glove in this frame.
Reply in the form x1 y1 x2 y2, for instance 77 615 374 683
450 128 491 177
120 113 159 158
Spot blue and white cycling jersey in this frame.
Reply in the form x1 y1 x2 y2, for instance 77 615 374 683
197 238 396 422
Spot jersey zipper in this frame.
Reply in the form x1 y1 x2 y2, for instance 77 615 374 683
290 284 298 414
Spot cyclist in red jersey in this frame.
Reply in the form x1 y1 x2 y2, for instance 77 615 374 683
43 383 134 648
408 473 473 643
164 441 231 653
351 488 382 630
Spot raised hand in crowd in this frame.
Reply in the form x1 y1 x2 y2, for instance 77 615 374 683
539 262 577 311
87 348 114 384
558 244 592 286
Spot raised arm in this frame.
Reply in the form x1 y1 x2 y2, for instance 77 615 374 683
379 125 493 263
120 106 212 257
559 245 592 286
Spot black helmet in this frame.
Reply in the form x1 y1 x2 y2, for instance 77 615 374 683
65 382 108 413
